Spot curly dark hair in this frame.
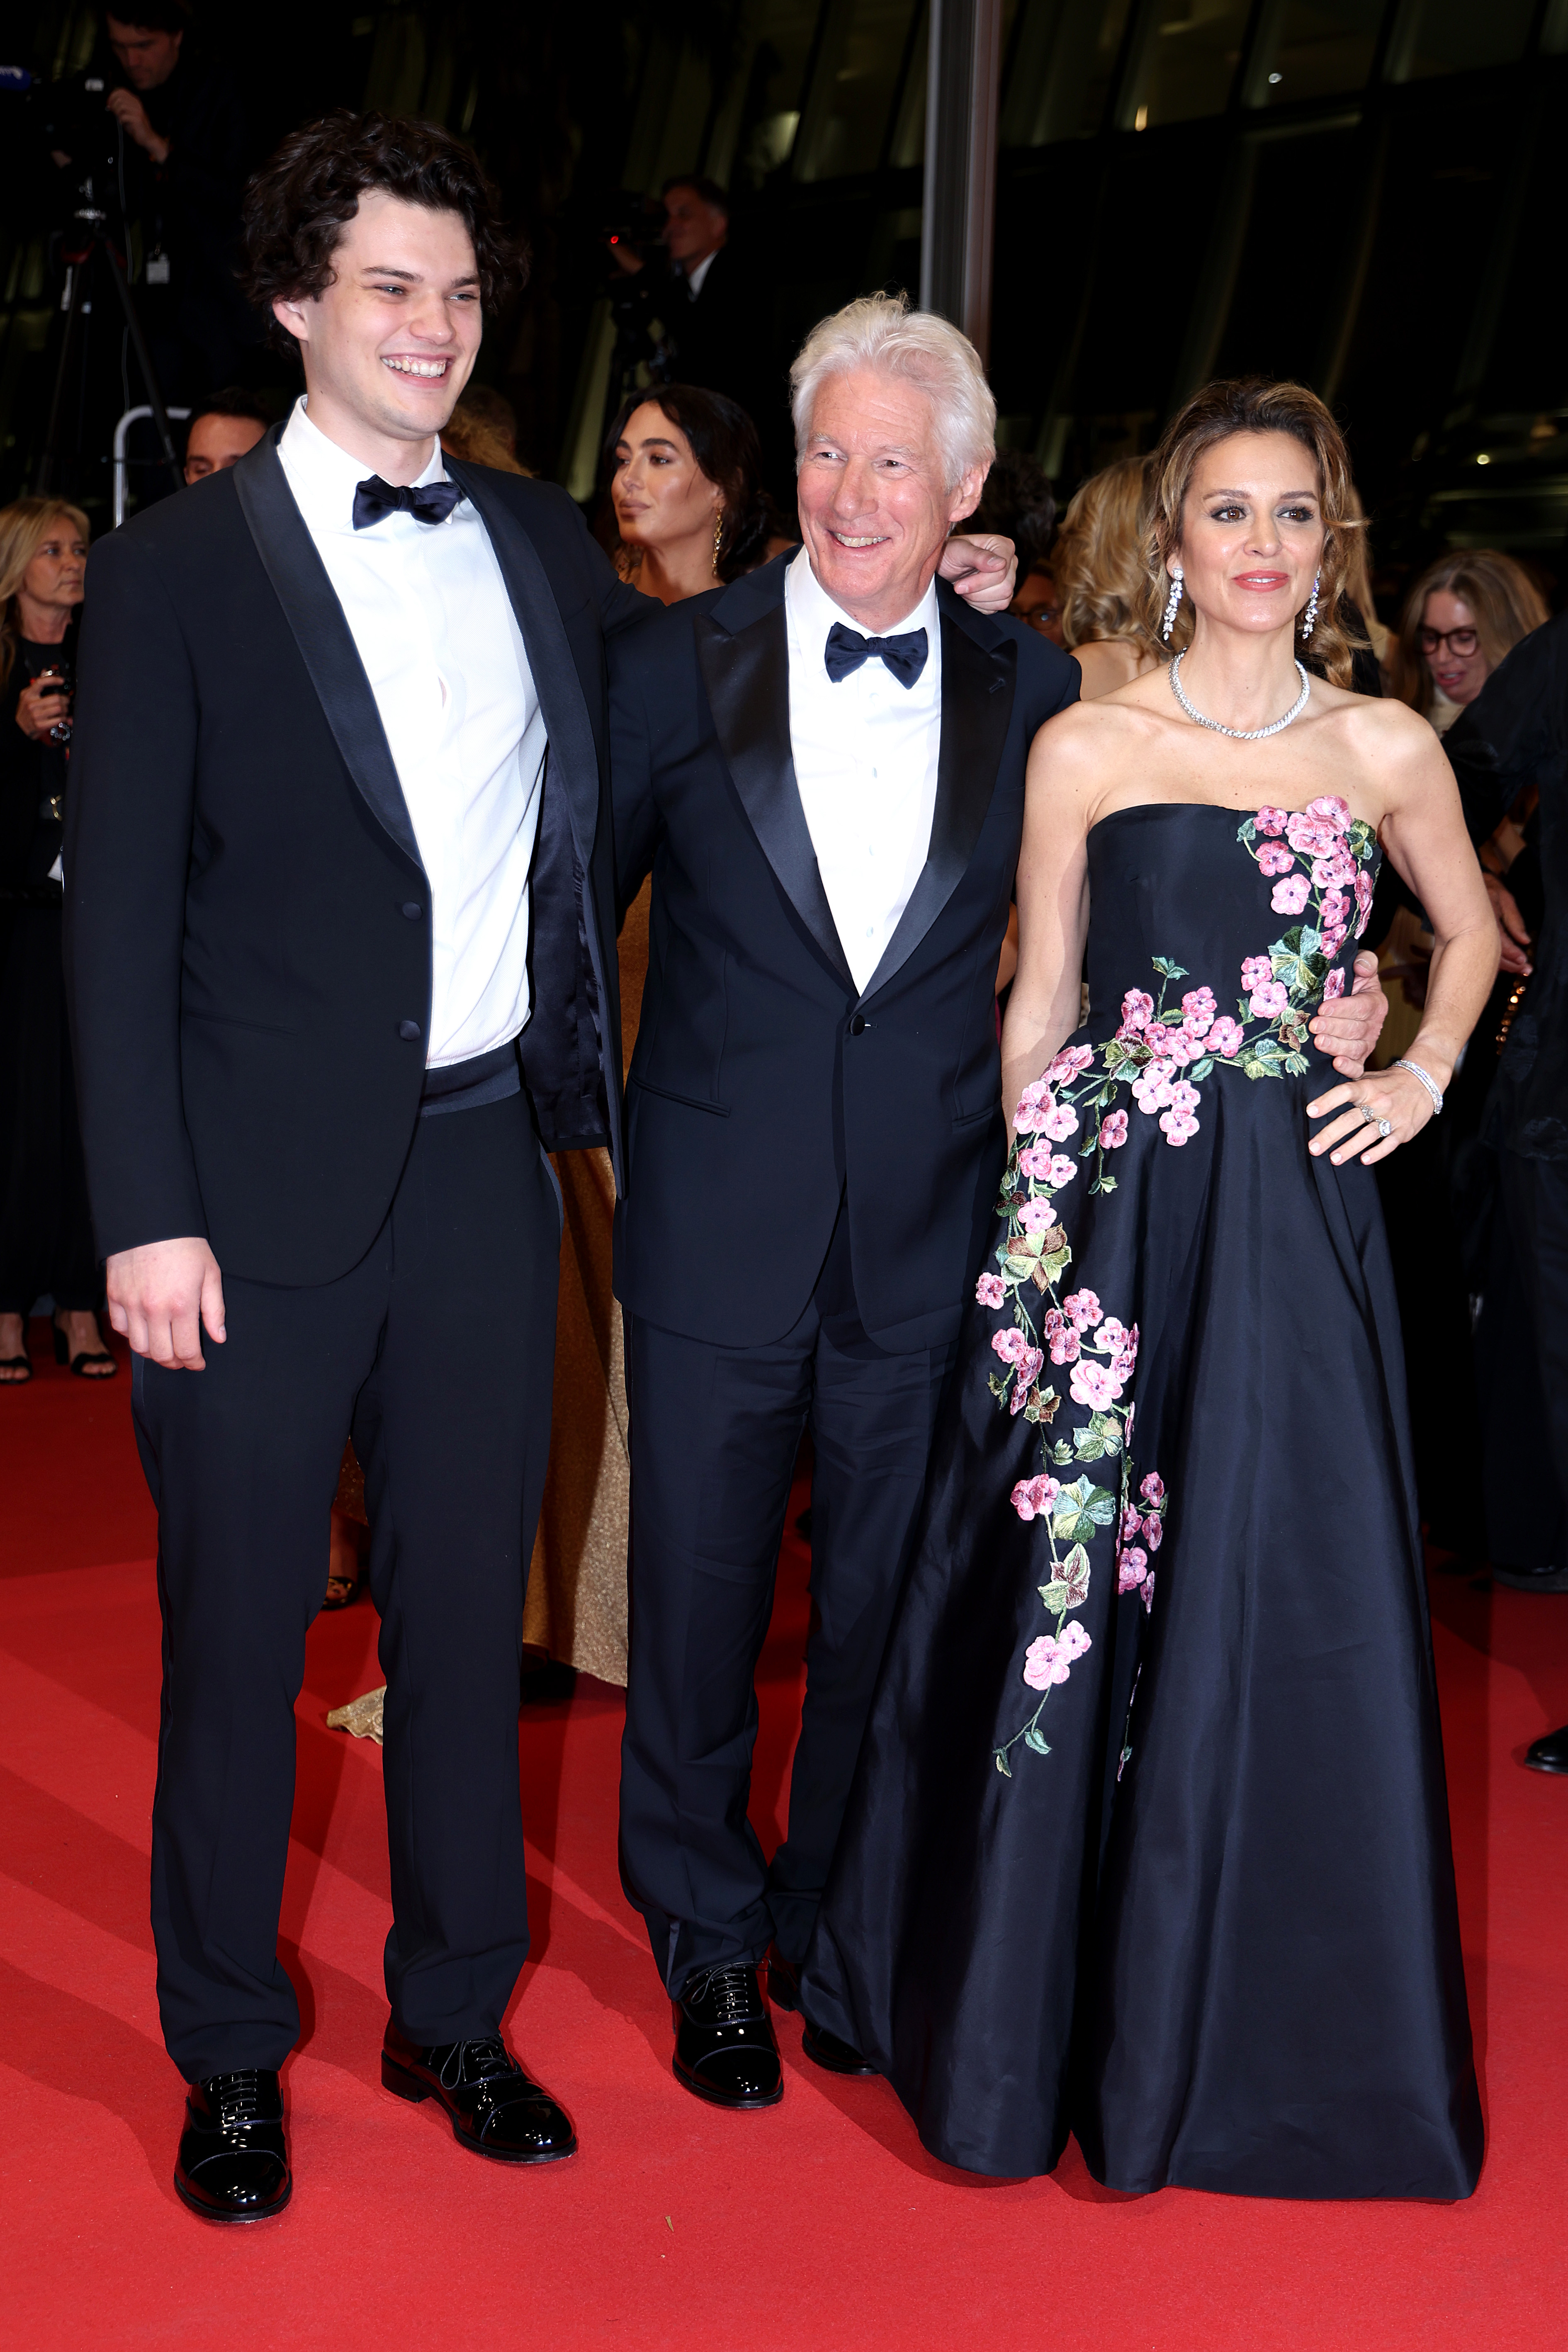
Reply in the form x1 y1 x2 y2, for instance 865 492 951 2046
604 385 782 583
240 112 524 356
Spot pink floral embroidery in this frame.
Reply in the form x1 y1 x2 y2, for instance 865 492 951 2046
1023 1620 1092 1690
1100 1109 1129 1149
1116 1544 1148 1595
1062 1289 1101 1330
1257 841 1295 877
975 1272 1006 1307
1254 806 1288 837
1241 954 1274 993
1271 874 1310 916
1011 1473 1061 1522
1248 978 1288 1020
1140 1472 1166 1503
1208 1015 1245 1057
1323 967 1345 1000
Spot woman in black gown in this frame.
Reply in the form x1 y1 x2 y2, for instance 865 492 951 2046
803 379 1497 2199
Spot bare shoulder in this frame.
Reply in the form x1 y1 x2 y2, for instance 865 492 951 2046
1332 690 1450 799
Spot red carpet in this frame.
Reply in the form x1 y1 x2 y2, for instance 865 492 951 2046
4 1312 1568 2350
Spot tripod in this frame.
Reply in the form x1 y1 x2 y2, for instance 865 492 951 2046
36 165 183 504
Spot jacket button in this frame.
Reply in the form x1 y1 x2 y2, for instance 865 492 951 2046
849 1014 868 1036
399 1019 421 1042
401 901 423 920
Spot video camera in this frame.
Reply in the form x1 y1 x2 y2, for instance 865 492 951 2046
602 191 667 268
31 68 135 220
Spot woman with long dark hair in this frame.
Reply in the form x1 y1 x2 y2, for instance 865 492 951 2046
605 383 789 602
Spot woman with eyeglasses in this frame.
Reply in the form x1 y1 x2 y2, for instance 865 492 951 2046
1393 550 1548 733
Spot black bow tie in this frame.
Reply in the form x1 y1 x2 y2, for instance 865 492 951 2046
824 620 929 690
352 475 463 532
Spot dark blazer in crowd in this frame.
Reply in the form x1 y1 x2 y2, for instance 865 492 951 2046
65 438 631 1284
1445 617 1568 1162
613 247 780 454
609 552 1080 1353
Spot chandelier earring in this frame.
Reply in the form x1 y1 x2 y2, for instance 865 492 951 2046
712 508 725 577
1160 562 1184 644
1300 569 1321 641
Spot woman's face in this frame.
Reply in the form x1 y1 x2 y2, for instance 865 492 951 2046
22 525 88 615
1418 589 1488 707
1174 430 1325 642
611 403 721 552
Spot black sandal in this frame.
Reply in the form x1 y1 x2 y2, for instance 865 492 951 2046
321 1566 365 1611
52 1319 117 1378
0 1356 31 1385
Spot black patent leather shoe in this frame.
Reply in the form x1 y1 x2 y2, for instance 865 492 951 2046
673 1964 783 2109
1526 1723 1568 1774
381 2023 577 2163
173 2069 291 2223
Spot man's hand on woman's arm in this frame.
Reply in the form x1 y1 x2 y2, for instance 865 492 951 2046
107 1237 226 1370
1307 950 1389 1075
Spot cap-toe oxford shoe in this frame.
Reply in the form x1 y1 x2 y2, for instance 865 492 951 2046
173 2069 292 2223
381 2022 577 2162
673 1963 783 2109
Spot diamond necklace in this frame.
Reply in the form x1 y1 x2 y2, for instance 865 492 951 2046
1169 650 1310 740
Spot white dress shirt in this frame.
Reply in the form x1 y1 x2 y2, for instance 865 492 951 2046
684 249 718 299
784 549 942 995
276 396 545 1067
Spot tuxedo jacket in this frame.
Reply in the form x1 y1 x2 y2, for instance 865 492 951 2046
65 427 641 1285
610 555 1079 1353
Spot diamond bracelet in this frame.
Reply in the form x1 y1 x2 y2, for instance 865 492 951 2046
1393 1057 1444 1117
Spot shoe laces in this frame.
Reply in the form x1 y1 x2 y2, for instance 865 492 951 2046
207 2070 265 2130
692 1965 756 2023
438 2037 512 2089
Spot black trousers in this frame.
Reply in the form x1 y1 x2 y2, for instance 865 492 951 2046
620 1208 956 1996
136 1089 560 2080
1479 1149 1568 1570
0 904 100 1314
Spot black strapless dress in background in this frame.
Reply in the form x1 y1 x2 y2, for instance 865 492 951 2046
803 797 1484 2200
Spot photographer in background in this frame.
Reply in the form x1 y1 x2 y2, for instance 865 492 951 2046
608 175 776 472
182 384 269 481
0 500 112 1386
44 4 255 404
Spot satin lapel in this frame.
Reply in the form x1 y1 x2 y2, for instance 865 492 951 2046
232 428 423 872
860 603 1016 1001
695 600 854 989
445 460 602 862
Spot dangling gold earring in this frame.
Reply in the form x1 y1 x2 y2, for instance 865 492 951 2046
712 509 724 576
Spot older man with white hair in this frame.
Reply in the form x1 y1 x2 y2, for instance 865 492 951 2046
609 293 1080 2109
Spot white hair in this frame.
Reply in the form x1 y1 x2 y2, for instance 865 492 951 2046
789 292 997 488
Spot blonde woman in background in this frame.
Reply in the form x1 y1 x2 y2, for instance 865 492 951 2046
1392 548 1547 734
0 498 114 1386
1051 452 1160 699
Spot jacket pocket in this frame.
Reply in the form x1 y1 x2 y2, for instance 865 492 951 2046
629 1073 732 1118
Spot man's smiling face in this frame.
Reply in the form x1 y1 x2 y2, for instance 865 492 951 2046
795 365 987 634
272 188 482 476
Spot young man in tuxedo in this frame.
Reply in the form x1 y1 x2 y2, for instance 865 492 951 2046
65 112 641 2223
609 297 1395 2109
66 118 1019 2219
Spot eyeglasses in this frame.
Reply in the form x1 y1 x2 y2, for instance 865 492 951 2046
1417 625 1478 658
